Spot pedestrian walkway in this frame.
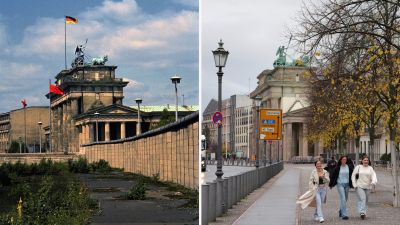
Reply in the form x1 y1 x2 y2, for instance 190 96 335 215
210 164 400 225
204 165 255 183
231 167 300 225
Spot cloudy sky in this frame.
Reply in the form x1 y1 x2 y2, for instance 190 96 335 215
0 0 198 113
201 0 304 109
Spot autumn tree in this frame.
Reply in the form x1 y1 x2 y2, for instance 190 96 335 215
293 0 400 206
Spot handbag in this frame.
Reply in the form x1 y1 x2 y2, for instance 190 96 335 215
355 166 360 180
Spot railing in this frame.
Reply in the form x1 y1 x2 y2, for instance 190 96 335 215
207 158 274 167
201 161 283 225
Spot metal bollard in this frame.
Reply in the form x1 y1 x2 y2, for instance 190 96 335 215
223 178 228 213
236 175 240 203
216 179 223 217
232 176 237 205
241 173 245 198
243 172 247 197
208 181 216 222
201 184 209 225
227 177 233 209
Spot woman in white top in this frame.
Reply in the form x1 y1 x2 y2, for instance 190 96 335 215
351 155 377 220
297 160 330 223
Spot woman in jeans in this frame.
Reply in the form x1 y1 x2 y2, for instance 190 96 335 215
311 160 330 223
329 155 354 220
351 155 377 220
296 160 330 223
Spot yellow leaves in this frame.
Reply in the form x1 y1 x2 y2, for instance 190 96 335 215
331 79 335 85
377 49 384 56
368 55 377 62
367 46 375 53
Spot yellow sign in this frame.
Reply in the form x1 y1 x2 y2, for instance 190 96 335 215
259 109 282 140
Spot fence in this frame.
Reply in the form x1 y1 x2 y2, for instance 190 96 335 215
201 161 283 225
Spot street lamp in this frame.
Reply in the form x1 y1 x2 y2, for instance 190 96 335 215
94 112 99 142
254 95 262 168
170 75 181 121
213 39 229 180
135 98 142 135
38 121 42 153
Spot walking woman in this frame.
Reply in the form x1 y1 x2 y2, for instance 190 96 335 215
351 155 377 220
297 160 330 223
329 155 354 220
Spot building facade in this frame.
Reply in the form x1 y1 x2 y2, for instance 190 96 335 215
250 66 314 161
202 94 253 158
0 107 49 153
50 64 196 153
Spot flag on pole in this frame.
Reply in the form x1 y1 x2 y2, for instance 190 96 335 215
65 16 78 24
21 99 27 108
49 84 64 95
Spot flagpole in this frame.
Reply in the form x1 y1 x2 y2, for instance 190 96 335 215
65 16 67 69
49 79 52 153
24 104 26 153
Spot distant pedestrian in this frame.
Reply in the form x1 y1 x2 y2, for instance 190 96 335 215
296 160 330 223
329 155 354 220
351 155 377 220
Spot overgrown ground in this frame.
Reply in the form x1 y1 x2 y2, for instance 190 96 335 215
0 158 198 225
82 172 199 224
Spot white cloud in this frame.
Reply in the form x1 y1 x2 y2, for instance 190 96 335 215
82 0 140 23
123 77 145 89
12 3 198 63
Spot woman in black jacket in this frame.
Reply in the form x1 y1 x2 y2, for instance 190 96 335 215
329 155 354 220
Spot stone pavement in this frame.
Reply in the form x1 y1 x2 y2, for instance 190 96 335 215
209 165 299 225
297 164 400 225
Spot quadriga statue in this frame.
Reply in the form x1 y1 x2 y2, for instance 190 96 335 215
91 55 108 65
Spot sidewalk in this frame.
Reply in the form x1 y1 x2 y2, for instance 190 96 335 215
209 165 300 225
298 164 400 225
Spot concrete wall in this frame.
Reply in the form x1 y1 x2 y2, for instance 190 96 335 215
0 153 79 164
80 112 199 189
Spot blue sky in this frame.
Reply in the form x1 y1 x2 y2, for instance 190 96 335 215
0 0 198 113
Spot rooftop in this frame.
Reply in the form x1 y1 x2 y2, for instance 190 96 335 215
130 105 199 113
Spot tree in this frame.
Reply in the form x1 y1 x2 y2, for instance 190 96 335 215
203 125 211 150
150 109 175 130
293 0 400 206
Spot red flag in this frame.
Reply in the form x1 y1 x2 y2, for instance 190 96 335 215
21 99 27 108
49 84 64 95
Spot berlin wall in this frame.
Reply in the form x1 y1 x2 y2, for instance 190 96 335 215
80 112 199 189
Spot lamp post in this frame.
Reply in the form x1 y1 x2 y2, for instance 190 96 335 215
19 137 22 154
254 95 262 168
213 39 229 180
94 112 99 142
170 75 181 121
135 98 142 135
38 121 42 153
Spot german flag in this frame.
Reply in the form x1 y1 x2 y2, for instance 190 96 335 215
65 16 78 24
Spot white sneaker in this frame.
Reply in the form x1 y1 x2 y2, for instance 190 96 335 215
319 218 325 223
314 217 319 222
